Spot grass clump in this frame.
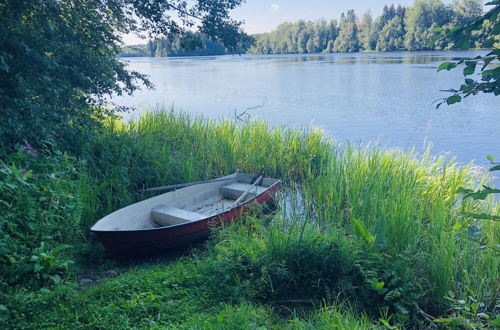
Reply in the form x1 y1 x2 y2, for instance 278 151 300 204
302 147 499 315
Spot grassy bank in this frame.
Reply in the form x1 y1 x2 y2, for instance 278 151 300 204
1 111 498 328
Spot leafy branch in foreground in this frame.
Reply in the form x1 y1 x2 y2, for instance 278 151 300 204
433 2 499 224
434 1 499 108
0 0 248 151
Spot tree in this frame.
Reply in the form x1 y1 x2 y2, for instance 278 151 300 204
249 2 485 55
377 16 406 51
405 0 453 50
333 10 360 53
359 10 374 51
0 0 248 151
453 0 484 25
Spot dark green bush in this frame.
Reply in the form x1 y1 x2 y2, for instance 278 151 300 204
0 144 81 290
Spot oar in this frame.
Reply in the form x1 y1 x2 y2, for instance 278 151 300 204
231 175 263 208
139 175 239 193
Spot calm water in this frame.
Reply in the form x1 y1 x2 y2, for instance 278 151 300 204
115 51 499 177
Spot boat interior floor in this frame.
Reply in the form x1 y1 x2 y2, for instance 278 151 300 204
151 182 268 227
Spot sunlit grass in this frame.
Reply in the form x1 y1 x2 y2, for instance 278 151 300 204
5 109 497 328
86 109 497 310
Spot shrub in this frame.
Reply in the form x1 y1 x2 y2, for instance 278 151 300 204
196 217 423 326
0 145 81 290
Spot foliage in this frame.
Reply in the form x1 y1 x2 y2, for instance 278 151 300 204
122 31 252 57
333 10 360 53
436 2 500 107
377 16 406 51
199 218 423 326
250 0 484 54
0 0 247 150
0 145 81 290
434 289 500 328
435 2 499 228
457 155 500 220
251 20 338 55
404 0 453 51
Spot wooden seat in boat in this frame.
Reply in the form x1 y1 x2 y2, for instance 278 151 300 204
151 205 206 227
220 183 267 200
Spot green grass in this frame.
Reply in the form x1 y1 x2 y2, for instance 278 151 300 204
1 109 498 328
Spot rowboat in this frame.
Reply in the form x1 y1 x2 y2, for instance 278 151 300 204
91 173 281 258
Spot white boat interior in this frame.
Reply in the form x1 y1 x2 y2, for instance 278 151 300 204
91 174 279 231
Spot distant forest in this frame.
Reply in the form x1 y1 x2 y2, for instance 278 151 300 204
121 32 229 57
250 0 492 54
122 0 492 57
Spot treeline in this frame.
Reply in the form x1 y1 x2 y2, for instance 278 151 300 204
121 32 228 57
250 0 490 54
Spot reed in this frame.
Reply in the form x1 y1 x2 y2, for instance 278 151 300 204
81 110 497 314
82 109 497 312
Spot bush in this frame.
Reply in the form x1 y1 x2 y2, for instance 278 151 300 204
0 144 81 290
196 217 423 326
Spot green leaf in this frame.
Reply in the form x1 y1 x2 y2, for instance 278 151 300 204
446 95 462 105
482 56 495 70
371 278 385 291
33 262 42 273
460 84 474 93
378 318 398 329
0 304 9 322
463 61 477 76
437 62 457 72
352 218 375 244
489 165 500 172
486 155 495 162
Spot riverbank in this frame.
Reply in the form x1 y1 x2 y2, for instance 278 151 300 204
1 111 498 328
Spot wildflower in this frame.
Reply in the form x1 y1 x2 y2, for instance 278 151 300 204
23 140 39 158
20 169 27 176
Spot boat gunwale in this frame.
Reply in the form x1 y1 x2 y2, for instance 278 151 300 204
90 179 281 234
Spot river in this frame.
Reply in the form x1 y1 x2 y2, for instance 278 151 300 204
115 51 499 181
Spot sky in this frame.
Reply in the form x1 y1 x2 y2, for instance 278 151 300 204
122 0 460 45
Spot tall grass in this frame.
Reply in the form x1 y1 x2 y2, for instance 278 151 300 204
81 109 497 311
299 146 498 311
3 109 498 328
79 110 331 224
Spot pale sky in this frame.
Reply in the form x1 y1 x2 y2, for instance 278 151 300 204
122 0 471 45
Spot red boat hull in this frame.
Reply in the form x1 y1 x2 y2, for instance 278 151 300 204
93 182 280 258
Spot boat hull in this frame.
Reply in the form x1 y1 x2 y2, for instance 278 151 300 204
93 182 280 258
